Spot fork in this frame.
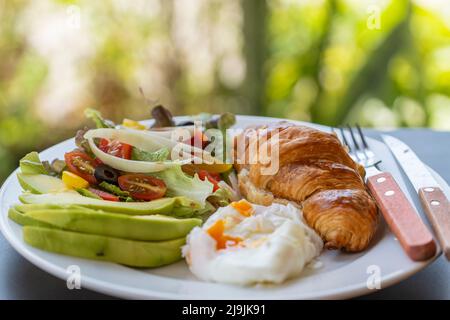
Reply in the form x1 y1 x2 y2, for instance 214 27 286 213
334 125 436 261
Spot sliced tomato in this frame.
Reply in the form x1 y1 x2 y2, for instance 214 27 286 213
208 171 221 181
88 188 119 202
183 131 208 149
198 170 220 192
118 174 166 201
94 158 103 166
99 138 132 160
64 151 97 184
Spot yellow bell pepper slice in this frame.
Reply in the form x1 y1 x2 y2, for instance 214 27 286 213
122 119 147 130
62 171 89 189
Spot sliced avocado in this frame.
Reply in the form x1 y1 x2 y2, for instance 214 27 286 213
26 209 202 241
19 152 48 175
14 203 95 213
8 207 53 228
17 173 67 194
23 226 185 267
19 192 199 216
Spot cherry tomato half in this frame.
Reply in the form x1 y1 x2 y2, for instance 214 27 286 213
64 151 98 184
197 170 220 192
118 174 167 201
183 131 208 149
88 188 119 202
99 138 132 160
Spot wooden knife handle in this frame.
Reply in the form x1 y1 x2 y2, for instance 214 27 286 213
367 172 436 261
419 187 450 260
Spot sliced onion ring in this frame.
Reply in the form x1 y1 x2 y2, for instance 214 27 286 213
84 128 218 172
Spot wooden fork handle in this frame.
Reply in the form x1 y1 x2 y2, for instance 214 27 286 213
419 187 450 260
367 172 436 261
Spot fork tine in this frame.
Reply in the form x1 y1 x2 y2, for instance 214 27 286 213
356 124 369 149
355 124 382 169
330 127 336 135
347 125 364 161
338 127 351 152
347 125 362 152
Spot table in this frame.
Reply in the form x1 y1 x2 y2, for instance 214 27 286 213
0 129 449 299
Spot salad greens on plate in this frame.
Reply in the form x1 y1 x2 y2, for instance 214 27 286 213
9 106 237 267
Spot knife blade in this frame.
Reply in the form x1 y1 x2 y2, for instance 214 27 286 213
382 135 450 260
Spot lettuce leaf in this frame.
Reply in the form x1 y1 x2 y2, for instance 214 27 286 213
20 152 48 175
84 108 115 129
75 127 95 158
173 201 215 220
131 147 169 162
150 166 214 207
207 187 232 208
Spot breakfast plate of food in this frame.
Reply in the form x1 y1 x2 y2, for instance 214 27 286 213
0 107 447 299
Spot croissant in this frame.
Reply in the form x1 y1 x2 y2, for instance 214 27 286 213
234 122 379 252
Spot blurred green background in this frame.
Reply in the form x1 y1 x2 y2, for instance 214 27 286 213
0 0 449 184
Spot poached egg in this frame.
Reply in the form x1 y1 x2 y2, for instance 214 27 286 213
183 200 323 285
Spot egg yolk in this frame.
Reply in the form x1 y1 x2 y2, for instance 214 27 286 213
207 219 242 250
231 199 254 217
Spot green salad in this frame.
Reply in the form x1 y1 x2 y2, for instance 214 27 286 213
9 107 237 267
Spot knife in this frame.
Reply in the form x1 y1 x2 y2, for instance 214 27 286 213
382 135 450 260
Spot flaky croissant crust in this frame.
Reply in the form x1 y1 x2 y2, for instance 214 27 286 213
234 122 379 252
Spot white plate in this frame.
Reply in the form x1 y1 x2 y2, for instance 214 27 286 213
0 116 446 300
